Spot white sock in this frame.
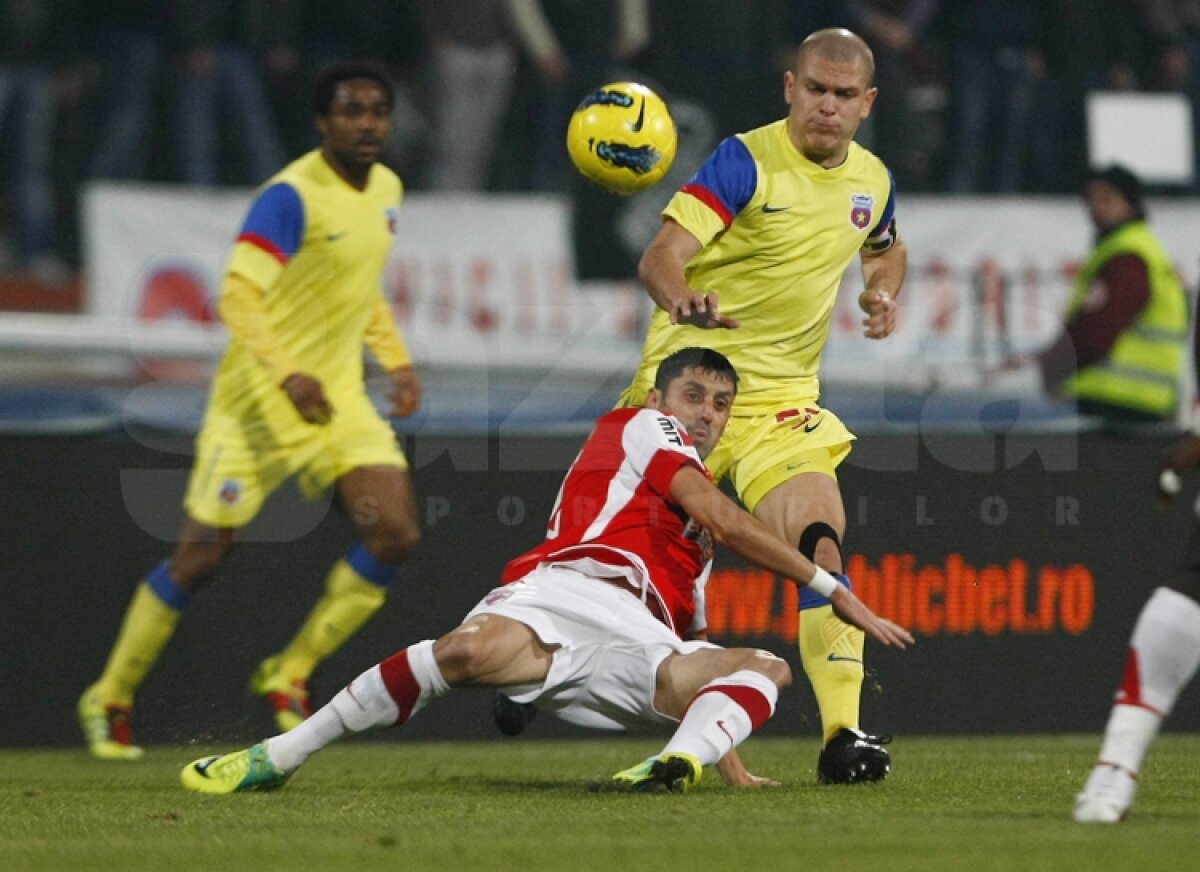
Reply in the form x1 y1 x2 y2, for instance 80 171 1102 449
266 640 449 772
1095 705 1161 775
1094 588 1200 775
1121 587 1200 714
661 670 778 766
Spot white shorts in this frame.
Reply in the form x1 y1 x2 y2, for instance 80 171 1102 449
464 565 717 731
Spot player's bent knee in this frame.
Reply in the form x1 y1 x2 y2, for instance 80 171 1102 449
754 650 792 688
798 521 843 569
362 523 420 566
433 629 488 681
734 648 791 688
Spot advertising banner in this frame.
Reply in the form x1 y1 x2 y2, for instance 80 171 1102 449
85 185 1200 390
5 431 1197 746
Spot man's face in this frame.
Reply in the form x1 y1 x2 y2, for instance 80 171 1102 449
646 366 735 459
784 51 876 166
317 79 392 174
1085 180 1135 233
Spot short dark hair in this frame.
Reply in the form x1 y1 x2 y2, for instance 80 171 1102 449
313 61 395 116
1087 164 1145 217
654 347 739 394
795 28 876 87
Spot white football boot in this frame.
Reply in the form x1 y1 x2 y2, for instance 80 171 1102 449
1073 763 1138 823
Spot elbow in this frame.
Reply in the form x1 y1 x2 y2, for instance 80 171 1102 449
215 292 235 326
637 248 656 288
705 514 744 550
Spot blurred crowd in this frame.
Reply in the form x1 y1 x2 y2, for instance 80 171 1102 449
5 0 1200 282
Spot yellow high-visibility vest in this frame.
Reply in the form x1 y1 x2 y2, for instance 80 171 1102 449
1064 220 1188 418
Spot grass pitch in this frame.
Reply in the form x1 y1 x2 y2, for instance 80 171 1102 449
1 735 1196 872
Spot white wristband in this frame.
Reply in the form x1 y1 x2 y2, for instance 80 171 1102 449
807 567 839 598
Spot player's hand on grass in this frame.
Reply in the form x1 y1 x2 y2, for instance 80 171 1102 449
387 365 422 417
715 751 782 788
1157 432 1200 505
830 585 914 649
669 291 740 329
859 288 896 339
282 373 335 425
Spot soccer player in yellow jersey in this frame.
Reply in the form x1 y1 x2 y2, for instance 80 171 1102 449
78 62 423 760
622 29 909 783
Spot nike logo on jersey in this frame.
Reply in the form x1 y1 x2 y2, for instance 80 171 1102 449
326 231 348 242
803 418 824 433
827 653 863 664
631 97 646 132
762 203 790 213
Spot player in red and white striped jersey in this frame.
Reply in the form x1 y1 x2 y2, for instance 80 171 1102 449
1074 321 1200 822
182 348 912 795
500 396 717 638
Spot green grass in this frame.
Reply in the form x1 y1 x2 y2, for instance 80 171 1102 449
1 736 1196 872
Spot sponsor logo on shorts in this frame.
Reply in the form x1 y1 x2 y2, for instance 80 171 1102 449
485 587 515 606
827 653 864 664
775 406 824 432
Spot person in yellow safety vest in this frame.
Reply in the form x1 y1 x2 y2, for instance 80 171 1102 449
1038 164 1188 424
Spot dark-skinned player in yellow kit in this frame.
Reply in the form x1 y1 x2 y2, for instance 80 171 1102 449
79 61 423 759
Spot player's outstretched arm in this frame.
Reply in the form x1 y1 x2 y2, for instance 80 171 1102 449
668 465 913 649
639 220 740 329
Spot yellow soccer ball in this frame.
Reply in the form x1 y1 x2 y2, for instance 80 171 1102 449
566 82 677 195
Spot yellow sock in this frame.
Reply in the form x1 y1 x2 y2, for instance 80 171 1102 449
273 559 388 685
798 604 865 744
92 582 184 708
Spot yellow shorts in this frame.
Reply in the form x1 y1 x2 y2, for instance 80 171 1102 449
707 404 854 512
184 389 407 528
618 385 855 512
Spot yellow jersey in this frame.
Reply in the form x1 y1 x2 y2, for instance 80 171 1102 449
210 150 404 417
626 119 897 412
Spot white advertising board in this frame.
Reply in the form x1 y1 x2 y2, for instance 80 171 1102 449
83 185 1200 392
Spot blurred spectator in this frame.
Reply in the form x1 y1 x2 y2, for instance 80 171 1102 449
1038 165 1189 425
841 1 943 191
1139 0 1200 89
168 0 288 187
938 0 1050 193
1139 1 1200 188
646 0 792 142
507 0 651 192
300 0 429 182
415 0 516 191
0 0 78 283
240 0 308 160
1037 0 1140 193
84 1 166 183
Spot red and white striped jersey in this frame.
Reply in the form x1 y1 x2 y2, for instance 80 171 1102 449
501 406 713 637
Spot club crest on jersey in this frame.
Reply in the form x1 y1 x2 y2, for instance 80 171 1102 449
218 479 243 506
849 193 874 230
384 206 400 234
